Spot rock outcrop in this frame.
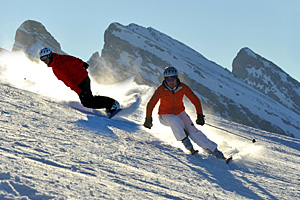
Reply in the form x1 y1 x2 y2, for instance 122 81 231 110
12 20 65 59
232 47 300 115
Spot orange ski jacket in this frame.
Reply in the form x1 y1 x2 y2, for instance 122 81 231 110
48 53 88 94
146 82 203 117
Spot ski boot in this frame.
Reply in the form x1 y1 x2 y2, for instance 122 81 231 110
106 101 120 118
208 148 232 164
211 148 225 159
182 137 198 155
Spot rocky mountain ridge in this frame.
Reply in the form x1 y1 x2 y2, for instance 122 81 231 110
232 47 300 115
12 20 65 59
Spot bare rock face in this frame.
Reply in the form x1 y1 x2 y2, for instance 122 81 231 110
233 47 300 115
90 22 170 85
12 20 65 59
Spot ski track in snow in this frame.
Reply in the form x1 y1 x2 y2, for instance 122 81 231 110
0 81 300 200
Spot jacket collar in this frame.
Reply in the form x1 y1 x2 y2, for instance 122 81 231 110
162 78 182 94
48 53 57 67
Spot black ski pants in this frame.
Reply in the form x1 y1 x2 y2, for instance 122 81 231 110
78 76 115 109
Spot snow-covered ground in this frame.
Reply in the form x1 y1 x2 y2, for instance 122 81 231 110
1 53 300 199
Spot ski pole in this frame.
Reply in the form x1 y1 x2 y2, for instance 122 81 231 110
206 123 256 143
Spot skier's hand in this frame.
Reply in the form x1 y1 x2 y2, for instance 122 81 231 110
196 114 205 126
82 62 89 69
143 117 153 129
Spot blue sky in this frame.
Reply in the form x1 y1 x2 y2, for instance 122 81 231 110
1 0 300 82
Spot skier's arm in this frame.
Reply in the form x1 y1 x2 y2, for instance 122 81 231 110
63 57 86 94
144 87 160 129
183 84 203 114
58 72 82 94
184 84 205 125
146 87 161 117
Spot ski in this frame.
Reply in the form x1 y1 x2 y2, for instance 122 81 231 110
193 149 233 164
191 149 199 155
67 101 124 119
107 108 122 119
224 156 233 164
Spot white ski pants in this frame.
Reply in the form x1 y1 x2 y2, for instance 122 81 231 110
159 111 217 152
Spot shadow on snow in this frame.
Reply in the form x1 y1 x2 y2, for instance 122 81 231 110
75 115 141 138
149 140 277 200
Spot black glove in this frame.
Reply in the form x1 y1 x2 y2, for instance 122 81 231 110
82 62 89 69
143 117 153 129
196 114 205 126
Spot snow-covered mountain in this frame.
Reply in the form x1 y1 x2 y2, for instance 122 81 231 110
90 22 300 138
232 47 300 115
0 72 299 199
7 20 300 138
12 20 65 59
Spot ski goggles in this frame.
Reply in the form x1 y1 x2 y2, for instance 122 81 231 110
40 56 48 61
166 77 176 82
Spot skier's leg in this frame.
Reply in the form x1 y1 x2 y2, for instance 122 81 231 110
159 114 187 141
159 114 197 153
78 76 116 109
178 111 217 152
83 95 115 109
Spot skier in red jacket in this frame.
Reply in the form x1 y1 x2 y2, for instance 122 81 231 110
144 66 225 159
39 47 120 116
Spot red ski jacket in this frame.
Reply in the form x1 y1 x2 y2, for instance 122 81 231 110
48 53 88 94
146 82 203 117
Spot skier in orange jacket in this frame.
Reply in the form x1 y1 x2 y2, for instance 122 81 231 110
39 47 120 116
144 66 225 158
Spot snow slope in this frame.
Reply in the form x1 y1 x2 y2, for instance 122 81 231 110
1 56 300 199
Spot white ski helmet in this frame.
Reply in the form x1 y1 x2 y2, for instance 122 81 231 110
39 47 52 59
163 66 178 77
